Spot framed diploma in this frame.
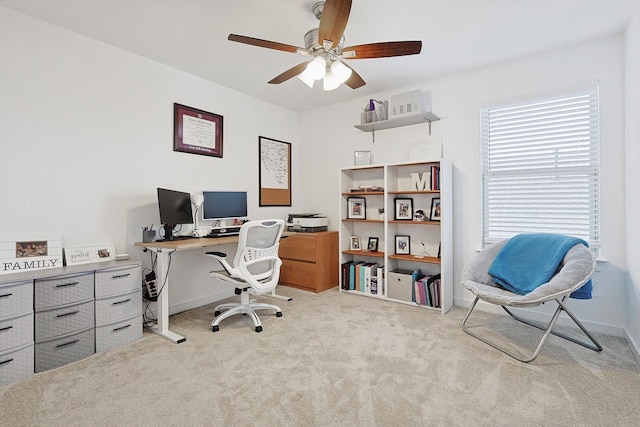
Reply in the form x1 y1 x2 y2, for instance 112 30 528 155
173 103 223 158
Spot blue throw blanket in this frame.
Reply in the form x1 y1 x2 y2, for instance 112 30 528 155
488 233 592 299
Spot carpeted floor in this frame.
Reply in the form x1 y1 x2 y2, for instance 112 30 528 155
1 287 639 426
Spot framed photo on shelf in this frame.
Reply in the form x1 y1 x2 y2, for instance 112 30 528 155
395 235 411 255
430 197 442 221
394 198 413 220
347 197 366 219
350 236 362 251
367 237 379 252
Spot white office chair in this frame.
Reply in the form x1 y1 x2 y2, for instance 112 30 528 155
206 219 285 332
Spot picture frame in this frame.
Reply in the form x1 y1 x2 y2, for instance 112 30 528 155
347 197 366 219
259 136 292 206
430 197 442 221
350 236 362 251
173 103 223 158
395 235 411 255
394 198 413 220
354 150 372 166
367 237 379 252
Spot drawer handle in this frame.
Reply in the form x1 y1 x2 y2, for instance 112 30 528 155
56 339 79 348
113 324 131 332
112 298 131 306
112 273 131 279
56 281 79 288
0 325 13 332
56 310 79 318
0 358 13 366
0 293 12 298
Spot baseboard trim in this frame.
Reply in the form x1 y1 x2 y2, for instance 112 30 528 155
146 289 234 320
624 328 640 366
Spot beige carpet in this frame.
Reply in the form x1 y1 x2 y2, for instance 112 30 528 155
1 287 639 427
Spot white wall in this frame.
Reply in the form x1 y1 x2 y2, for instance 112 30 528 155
0 6 634 341
624 8 640 360
299 36 627 336
0 7 302 311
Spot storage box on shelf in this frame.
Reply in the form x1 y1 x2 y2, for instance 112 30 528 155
339 160 452 314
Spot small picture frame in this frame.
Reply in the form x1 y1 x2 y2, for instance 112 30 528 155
354 150 372 166
395 235 411 255
394 198 413 220
430 197 441 221
347 197 366 219
350 236 362 251
367 237 379 252
437 242 441 258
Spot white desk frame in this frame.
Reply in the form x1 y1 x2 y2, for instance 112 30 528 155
135 235 292 344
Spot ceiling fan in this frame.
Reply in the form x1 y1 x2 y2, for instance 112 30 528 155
227 0 422 91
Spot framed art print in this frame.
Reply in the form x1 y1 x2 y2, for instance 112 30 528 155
394 198 413 220
347 197 366 219
395 235 411 255
430 197 441 221
174 103 223 158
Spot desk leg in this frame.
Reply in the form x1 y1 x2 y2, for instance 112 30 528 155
267 288 293 302
147 248 186 344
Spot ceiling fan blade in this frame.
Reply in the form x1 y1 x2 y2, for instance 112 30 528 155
228 34 303 53
268 62 309 84
341 41 422 59
318 0 352 49
343 64 366 89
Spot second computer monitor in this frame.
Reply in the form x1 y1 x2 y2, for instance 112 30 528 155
202 191 248 222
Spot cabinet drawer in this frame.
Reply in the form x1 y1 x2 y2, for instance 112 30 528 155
35 328 94 373
0 280 33 319
35 300 94 342
35 272 94 311
279 236 316 262
96 290 141 327
0 343 34 387
0 312 33 351
280 259 317 288
96 315 142 352
95 265 141 298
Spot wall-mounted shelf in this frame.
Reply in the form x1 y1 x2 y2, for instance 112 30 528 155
354 112 440 133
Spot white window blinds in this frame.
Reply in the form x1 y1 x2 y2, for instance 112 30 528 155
481 89 600 251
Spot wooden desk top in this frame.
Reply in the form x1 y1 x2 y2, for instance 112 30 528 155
134 231 296 251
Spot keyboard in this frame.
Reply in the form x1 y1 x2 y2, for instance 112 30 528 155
207 231 239 238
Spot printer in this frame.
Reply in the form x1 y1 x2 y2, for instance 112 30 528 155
286 213 328 232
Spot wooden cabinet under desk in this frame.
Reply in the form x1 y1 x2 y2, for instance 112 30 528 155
278 231 338 293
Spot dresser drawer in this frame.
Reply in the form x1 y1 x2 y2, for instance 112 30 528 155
0 343 34 387
95 265 140 298
280 259 317 289
279 235 317 262
35 328 94 373
35 300 94 342
0 280 33 319
96 289 141 327
35 272 94 311
96 315 142 352
0 312 33 351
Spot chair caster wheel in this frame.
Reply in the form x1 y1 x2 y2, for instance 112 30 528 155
214 310 221 316
255 326 263 333
212 325 219 332
276 312 283 317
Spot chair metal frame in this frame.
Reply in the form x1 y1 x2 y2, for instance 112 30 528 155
461 294 602 363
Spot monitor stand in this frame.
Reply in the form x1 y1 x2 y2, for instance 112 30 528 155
163 223 175 240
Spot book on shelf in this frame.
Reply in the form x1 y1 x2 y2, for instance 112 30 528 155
341 261 353 290
376 265 384 295
363 262 379 294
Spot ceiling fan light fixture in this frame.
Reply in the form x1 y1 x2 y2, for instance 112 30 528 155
297 70 316 88
306 56 327 80
330 60 352 84
323 70 341 91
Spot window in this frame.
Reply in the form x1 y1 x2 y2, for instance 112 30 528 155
481 89 600 252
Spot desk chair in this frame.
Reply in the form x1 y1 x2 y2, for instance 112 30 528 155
461 235 602 362
206 219 285 332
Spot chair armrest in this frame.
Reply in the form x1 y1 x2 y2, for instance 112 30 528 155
206 251 233 275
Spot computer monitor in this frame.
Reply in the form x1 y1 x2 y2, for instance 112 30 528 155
202 191 248 224
157 188 194 239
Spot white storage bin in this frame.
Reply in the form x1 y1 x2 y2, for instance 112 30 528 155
96 315 142 352
95 265 140 298
387 269 414 302
0 343 34 386
95 289 141 326
35 300 94 342
35 328 94 373
0 312 33 350
35 272 94 311
0 280 33 319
